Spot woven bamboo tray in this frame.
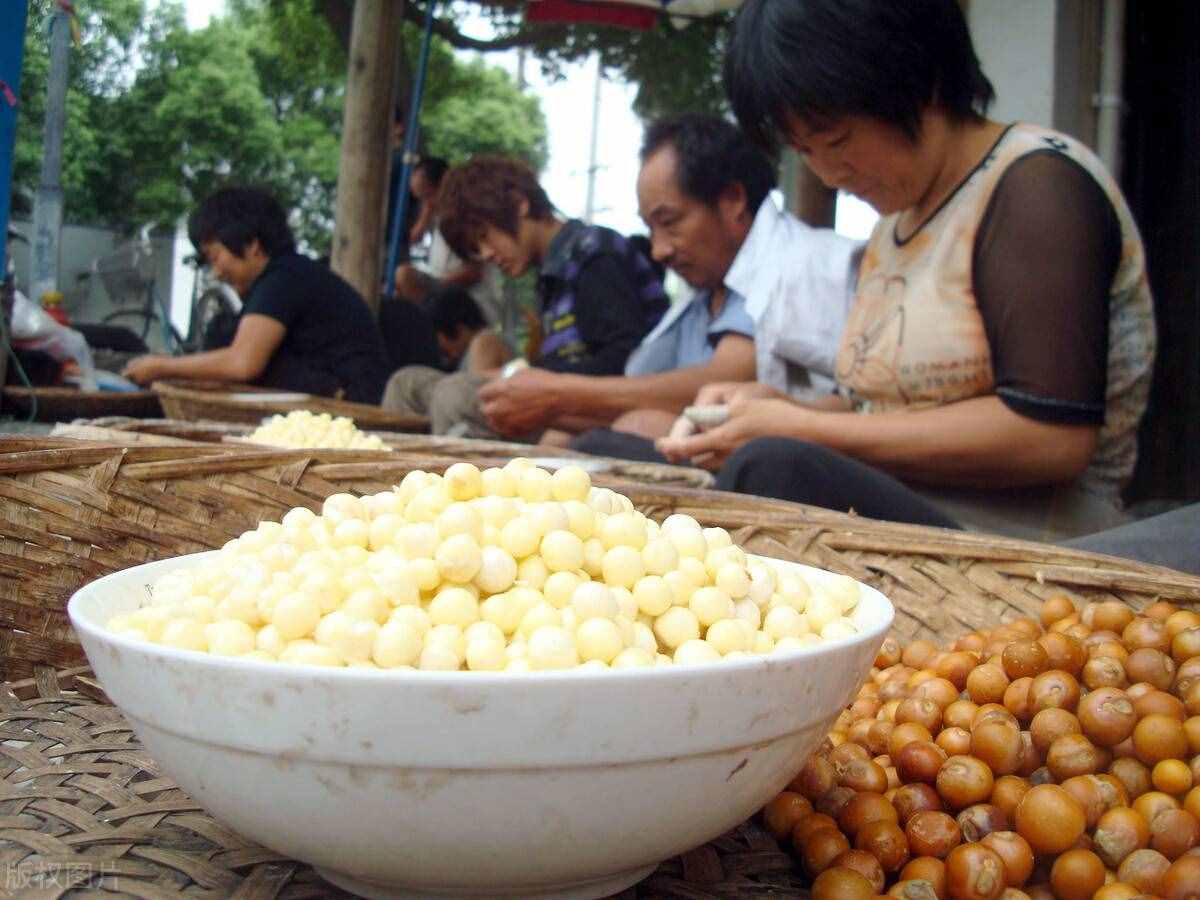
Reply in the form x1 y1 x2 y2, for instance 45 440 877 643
1 386 162 422
150 379 428 433
54 417 716 490
0 666 807 898
3 436 1198 684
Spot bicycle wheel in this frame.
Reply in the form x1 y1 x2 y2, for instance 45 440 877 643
101 309 156 343
190 288 240 351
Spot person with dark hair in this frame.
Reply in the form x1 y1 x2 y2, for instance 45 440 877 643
437 157 558 261
383 105 420 266
426 285 486 346
393 157 504 325
405 156 450 247
123 186 393 404
662 0 1157 541
380 286 511 419
400 155 671 439
421 285 508 371
186 185 298 259
566 114 860 453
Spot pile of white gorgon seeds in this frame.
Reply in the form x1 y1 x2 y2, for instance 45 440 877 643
105 461 862 671
246 410 391 451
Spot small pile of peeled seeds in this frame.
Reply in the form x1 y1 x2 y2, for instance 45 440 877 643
105 460 864 670
246 410 391 451
761 594 1200 899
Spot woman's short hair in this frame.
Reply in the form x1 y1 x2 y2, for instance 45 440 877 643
437 157 554 260
188 186 296 258
726 0 995 150
641 114 777 216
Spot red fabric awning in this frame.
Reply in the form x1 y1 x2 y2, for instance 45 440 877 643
525 1 659 29
524 1 743 30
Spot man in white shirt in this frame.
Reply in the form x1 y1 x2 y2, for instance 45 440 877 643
727 197 862 400
571 115 862 459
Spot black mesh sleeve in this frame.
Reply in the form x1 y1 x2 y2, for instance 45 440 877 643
973 150 1120 425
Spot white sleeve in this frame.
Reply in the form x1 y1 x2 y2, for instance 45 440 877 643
771 230 861 381
750 231 861 396
426 229 456 279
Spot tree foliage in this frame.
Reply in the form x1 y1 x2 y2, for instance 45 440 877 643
402 1 734 121
15 0 724 248
15 0 547 252
14 0 146 221
419 59 548 169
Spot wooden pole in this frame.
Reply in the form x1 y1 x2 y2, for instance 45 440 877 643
331 0 401 316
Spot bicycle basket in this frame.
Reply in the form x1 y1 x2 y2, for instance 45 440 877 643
94 236 157 301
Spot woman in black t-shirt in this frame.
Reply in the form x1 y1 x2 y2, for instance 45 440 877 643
123 187 393 405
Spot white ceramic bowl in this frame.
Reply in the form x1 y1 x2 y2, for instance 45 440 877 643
69 553 893 900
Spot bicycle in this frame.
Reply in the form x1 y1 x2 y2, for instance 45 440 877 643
180 252 241 353
78 227 242 356
75 225 182 352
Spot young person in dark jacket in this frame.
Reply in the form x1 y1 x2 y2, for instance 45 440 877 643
387 156 669 439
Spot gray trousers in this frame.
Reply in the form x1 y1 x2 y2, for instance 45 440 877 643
381 367 499 438
909 482 1132 543
1063 503 1200 575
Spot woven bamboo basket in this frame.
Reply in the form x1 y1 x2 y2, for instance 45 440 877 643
0 665 806 898
1 385 162 422
150 378 428 433
54 417 716 489
2 439 1199 897
3 435 1198 683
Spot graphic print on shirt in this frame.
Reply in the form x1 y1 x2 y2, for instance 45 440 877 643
836 273 909 406
539 290 586 361
836 184 997 414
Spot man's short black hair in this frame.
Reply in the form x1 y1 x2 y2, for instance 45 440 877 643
188 186 296 258
415 157 450 188
426 286 485 337
726 0 995 151
641 114 776 214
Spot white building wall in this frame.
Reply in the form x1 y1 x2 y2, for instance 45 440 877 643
168 217 197 338
968 0 1059 129
8 219 185 352
825 0 1076 237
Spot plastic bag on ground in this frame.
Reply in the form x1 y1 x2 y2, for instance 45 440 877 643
9 290 98 390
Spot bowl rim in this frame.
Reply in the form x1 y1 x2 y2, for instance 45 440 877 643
69 550 895 686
